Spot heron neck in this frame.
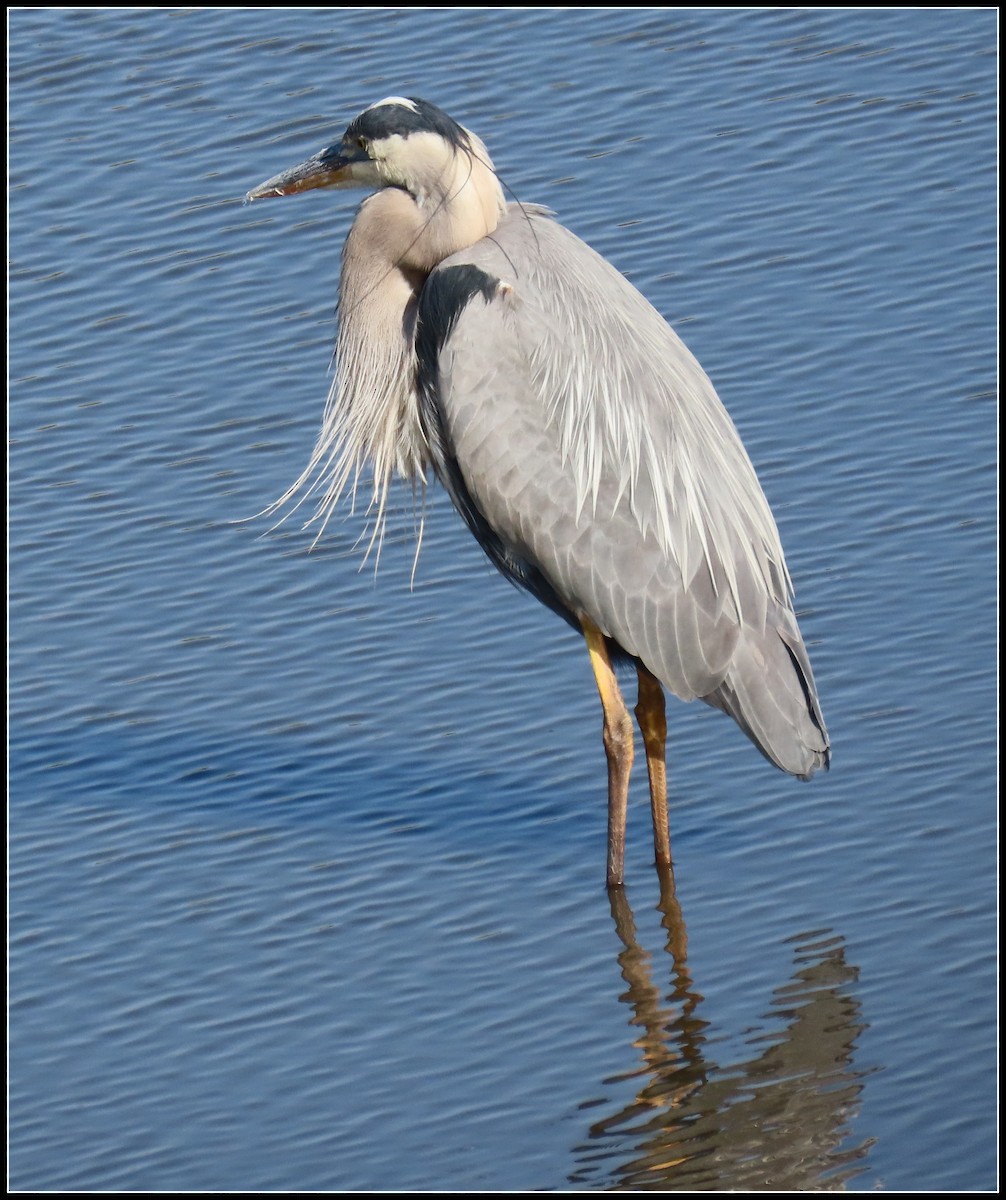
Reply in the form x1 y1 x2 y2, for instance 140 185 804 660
407 143 506 268
370 132 506 271
333 192 428 495
329 150 506 501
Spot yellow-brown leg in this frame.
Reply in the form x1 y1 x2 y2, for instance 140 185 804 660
635 665 671 868
582 617 634 887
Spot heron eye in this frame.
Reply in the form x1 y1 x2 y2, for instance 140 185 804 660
357 136 369 153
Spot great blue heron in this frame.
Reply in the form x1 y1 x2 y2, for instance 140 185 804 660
245 96 830 887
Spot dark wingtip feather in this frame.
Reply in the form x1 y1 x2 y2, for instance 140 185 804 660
704 621 830 779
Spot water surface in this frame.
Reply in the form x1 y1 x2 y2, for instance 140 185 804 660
9 8 997 1191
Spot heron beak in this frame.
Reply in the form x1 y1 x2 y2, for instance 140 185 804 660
244 142 366 202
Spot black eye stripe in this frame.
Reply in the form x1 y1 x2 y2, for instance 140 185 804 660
345 98 470 152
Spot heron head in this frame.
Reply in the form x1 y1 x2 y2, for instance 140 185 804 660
245 96 484 205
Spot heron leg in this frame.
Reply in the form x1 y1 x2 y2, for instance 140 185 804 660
582 617 634 887
635 665 671 868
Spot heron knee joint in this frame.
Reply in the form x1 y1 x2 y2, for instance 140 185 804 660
602 710 634 761
634 701 667 743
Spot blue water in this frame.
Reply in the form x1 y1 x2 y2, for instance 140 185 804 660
9 8 997 1191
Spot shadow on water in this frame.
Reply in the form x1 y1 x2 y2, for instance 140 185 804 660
570 867 874 1190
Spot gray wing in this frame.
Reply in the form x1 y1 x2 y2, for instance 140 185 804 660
416 207 829 777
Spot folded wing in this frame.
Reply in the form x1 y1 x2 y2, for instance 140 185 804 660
416 207 829 777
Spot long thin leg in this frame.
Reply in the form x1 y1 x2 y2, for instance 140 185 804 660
582 617 634 887
635 664 671 868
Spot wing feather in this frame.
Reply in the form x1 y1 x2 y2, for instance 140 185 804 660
418 207 829 775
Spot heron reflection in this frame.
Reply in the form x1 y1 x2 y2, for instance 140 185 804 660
570 873 872 1190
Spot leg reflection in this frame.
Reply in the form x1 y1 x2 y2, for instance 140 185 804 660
571 889 871 1190
604 872 707 1117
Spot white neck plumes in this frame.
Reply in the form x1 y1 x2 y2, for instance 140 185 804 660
265 128 506 557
